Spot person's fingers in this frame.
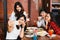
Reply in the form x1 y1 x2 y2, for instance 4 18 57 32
22 23 26 27
8 20 14 26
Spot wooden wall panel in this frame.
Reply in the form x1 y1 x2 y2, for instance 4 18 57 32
30 0 42 26
0 0 4 22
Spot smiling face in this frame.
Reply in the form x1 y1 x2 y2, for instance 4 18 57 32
45 14 51 22
16 5 21 12
17 16 25 25
40 11 47 18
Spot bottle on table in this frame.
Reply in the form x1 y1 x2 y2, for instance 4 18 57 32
33 29 38 40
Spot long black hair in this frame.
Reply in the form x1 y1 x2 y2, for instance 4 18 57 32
16 14 26 21
14 2 24 17
48 12 54 21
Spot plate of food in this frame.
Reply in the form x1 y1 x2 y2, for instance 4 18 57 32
25 29 34 38
37 31 48 36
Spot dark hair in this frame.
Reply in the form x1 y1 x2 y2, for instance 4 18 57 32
14 2 24 17
16 14 26 21
47 13 54 21
39 8 47 16
39 8 47 13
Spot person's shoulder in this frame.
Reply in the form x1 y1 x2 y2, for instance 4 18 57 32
12 11 15 15
24 11 26 13
23 11 27 14
50 21 56 25
23 11 28 17
50 21 55 23
12 11 15 14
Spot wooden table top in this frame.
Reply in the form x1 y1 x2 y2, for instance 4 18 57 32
22 27 60 40
22 35 60 40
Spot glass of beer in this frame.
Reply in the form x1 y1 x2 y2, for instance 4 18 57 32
48 29 54 36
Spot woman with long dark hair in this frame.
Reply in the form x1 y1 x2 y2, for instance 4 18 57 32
14 2 24 17
6 14 26 40
9 2 28 21
6 2 27 40
45 13 60 35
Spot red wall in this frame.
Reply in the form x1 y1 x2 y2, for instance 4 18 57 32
30 0 38 26
30 0 42 26
0 0 4 22
38 0 42 8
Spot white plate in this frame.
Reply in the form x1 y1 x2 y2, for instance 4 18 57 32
37 31 48 36
27 27 37 30
25 35 34 38
47 34 56 38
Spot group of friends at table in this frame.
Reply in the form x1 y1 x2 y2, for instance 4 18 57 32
5 1 60 40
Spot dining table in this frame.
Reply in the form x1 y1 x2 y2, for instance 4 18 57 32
22 27 60 40
22 35 60 40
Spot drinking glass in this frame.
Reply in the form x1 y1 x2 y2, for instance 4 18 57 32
48 29 54 39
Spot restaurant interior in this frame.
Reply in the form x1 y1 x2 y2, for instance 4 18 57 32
0 0 60 40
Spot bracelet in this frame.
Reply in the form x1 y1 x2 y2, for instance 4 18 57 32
21 27 24 28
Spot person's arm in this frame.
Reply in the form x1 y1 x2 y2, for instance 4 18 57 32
37 21 42 27
19 21 26 38
19 27 24 38
45 21 49 29
50 21 60 34
23 11 28 18
8 26 14 33
8 20 14 32
37 21 39 27
8 11 16 32
9 11 15 20
8 20 20 32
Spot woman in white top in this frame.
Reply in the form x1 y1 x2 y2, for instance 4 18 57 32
37 10 47 28
6 14 26 39
6 2 26 40
9 2 28 21
37 16 45 27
